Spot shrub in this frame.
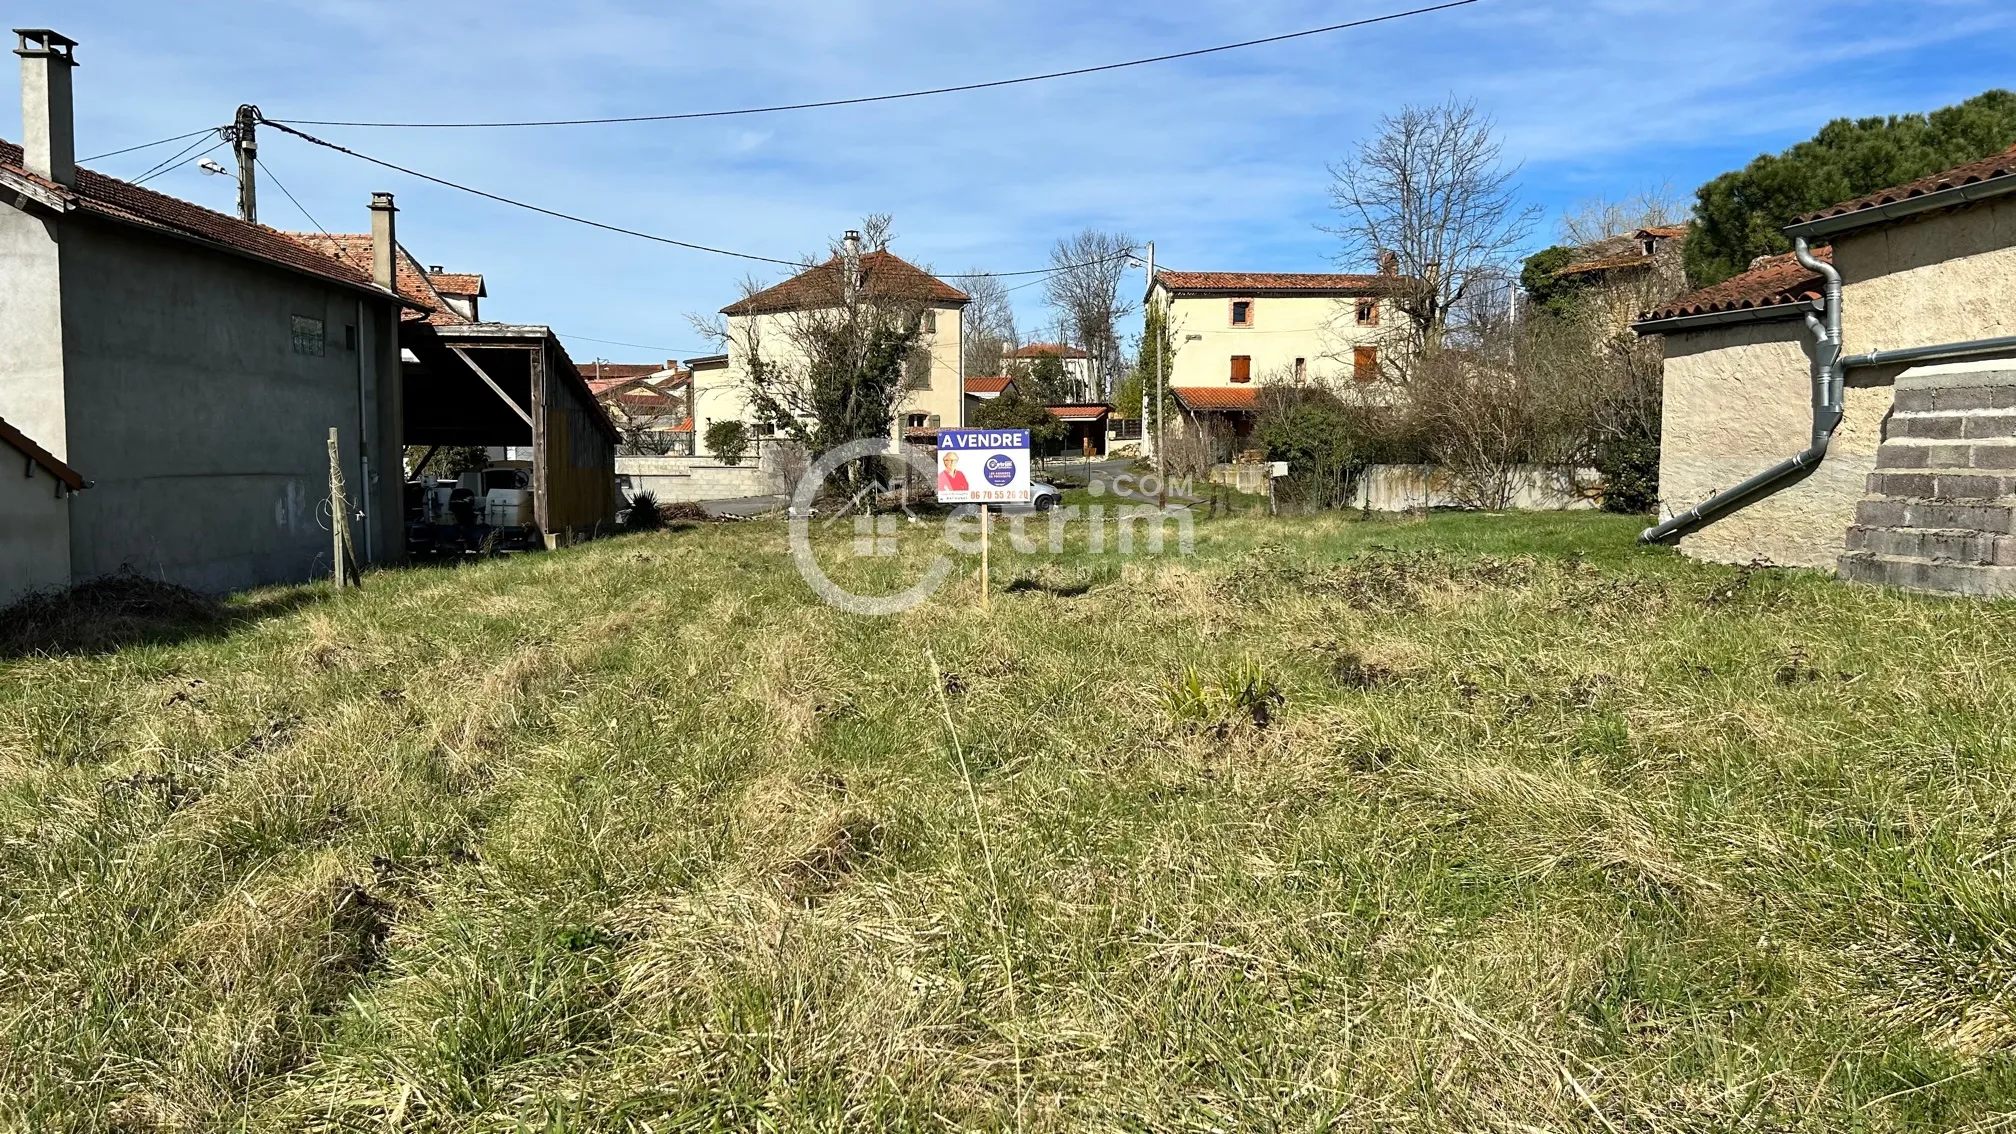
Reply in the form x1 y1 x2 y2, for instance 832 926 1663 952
705 421 750 466
624 490 664 531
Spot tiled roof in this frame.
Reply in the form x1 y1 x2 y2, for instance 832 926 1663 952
1555 253 1655 277
429 272 485 297
1006 343 1088 359
1797 144 2016 228
1155 270 1407 295
1172 386 1260 412
582 364 666 386
284 233 470 325
1046 403 1111 421
1640 246 1832 323
0 414 85 491
0 139 395 300
1635 225 1690 240
722 250 970 316
965 376 1015 394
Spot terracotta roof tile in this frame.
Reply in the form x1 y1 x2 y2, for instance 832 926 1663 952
1798 144 2016 227
1640 246 1832 323
0 139 395 300
722 250 969 316
1155 270 1408 295
428 272 485 296
964 376 1015 394
1634 225 1690 240
582 364 666 386
1046 403 1112 421
283 233 471 325
1006 343 1088 359
1172 386 1260 411
1554 253 1655 277
0 414 85 491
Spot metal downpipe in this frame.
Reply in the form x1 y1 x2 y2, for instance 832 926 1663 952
1640 238 1844 543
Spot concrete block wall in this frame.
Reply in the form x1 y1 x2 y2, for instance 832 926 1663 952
1841 359 2016 596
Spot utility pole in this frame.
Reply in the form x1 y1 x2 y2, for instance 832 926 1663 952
1146 241 1165 506
229 104 258 224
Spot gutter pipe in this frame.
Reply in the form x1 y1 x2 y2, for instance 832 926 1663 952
1641 238 1843 544
1841 335 2016 371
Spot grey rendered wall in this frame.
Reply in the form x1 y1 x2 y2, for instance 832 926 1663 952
0 460 71 607
0 206 67 459
56 217 401 592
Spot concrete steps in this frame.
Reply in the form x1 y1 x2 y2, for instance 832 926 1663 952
1840 361 2016 596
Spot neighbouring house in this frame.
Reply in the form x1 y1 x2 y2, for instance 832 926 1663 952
962 374 1018 430
425 266 485 321
0 414 85 607
0 30 412 593
588 363 693 456
1148 268 1408 446
711 231 969 445
1635 142 2016 593
1550 225 1691 332
289 229 619 542
1002 342 1097 402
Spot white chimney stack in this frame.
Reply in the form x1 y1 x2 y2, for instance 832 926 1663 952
14 29 77 187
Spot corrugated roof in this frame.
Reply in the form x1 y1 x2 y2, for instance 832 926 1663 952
0 139 399 300
0 414 84 491
1172 386 1260 411
1639 246 1832 323
1797 143 2016 229
722 250 969 316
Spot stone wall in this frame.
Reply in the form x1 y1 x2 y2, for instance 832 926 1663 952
1348 465 1599 512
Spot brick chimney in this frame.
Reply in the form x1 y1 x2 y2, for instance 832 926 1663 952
14 29 77 187
368 192 397 291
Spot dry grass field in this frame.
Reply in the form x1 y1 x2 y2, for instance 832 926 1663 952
4 507 2016 1131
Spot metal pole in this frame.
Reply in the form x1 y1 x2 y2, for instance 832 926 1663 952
328 427 347 586
232 105 258 224
1146 241 1159 483
980 506 991 613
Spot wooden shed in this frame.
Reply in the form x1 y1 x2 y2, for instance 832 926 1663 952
402 322 619 541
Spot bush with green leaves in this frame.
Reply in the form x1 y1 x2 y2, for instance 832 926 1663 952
704 421 750 466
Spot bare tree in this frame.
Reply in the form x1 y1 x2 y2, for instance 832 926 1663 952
1327 99 1539 356
1044 229 1136 400
960 271 1018 379
1557 186 1691 245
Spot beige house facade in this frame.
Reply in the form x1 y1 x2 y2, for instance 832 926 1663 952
1637 143 2016 581
1149 270 1405 396
704 240 968 448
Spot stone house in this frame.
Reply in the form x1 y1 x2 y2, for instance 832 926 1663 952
0 30 411 593
1635 143 2016 593
707 232 969 446
1549 225 1690 332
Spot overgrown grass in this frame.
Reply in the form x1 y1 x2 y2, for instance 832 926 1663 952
5 508 2016 1130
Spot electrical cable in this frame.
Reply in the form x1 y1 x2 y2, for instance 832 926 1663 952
268 0 1482 129
80 126 224 164
261 117 1134 279
130 135 228 187
255 154 335 241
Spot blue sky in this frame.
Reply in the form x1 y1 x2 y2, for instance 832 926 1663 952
19 0 2016 364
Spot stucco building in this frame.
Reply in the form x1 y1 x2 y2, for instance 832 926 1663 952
704 233 969 447
1636 143 2016 592
1147 269 1406 446
0 414 84 607
0 29 411 594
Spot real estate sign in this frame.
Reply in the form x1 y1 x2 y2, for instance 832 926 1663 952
935 428 1030 505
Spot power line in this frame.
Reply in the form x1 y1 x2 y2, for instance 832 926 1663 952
257 154 337 245
268 0 1482 129
130 134 227 187
260 117 1134 279
560 332 709 357
80 126 224 164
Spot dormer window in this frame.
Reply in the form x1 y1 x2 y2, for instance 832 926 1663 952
1642 238 1658 256
1230 299 1254 327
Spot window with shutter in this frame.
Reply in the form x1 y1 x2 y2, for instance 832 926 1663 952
1356 299 1379 326
1353 346 1379 383
1231 356 1252 383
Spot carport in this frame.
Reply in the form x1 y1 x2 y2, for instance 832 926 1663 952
402 322 619 542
